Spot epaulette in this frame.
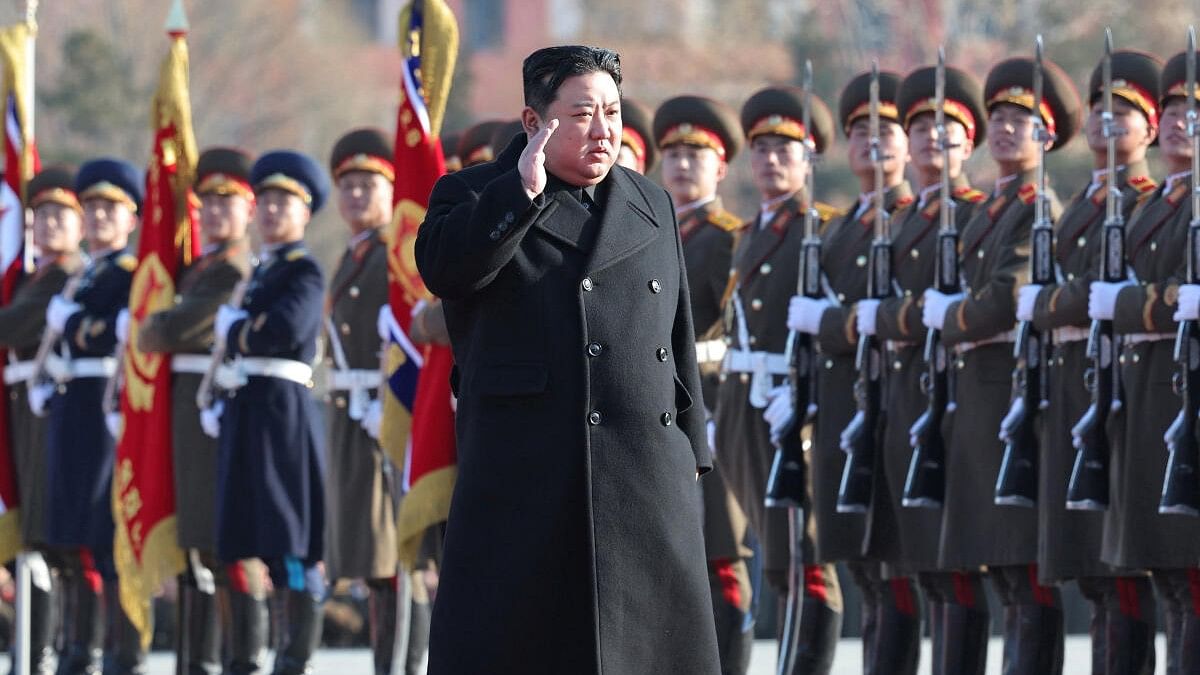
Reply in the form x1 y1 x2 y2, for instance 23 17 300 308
115 253 137 272
285 247 308 262
1017 183 1037 205
815 202 842 221
1128 175 1157 194
706 209 742 233
953 186 987 203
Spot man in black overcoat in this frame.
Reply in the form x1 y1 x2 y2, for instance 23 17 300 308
415 45 719 675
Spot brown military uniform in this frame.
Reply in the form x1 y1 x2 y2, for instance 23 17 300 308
0 254 83 546
138 240 251 553
938 171 1061 569
866 178 984 574
811 182 913 564
325 227 399 581
1030 162 1157 582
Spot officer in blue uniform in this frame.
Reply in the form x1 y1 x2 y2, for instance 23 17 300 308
39 158 143 674
210 150 329 675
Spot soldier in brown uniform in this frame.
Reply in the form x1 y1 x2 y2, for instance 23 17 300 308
1019 52 1161 674
324 128 403 675
858 65 987 675
617 97 657 175
456 120 506 169
0 167 85 673
652 94 752 675
715 85 840 673
785 70 914 674
1094 50 1200 674
922 57 1080 673
441 132 463 173
134 148 262 674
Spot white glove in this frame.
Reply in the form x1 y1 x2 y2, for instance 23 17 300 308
1016 284 1042 322
856 299 880 337
360 399 383 440
214 305 248 347
1088 281 1131 320
377 305 395 342
922 289 964 331
27 383 53 418
45 294 81 333
199 401 224 439
787 296 831 335
1175 284 1200 321
105 412 121 439
762 385 793 439
115 308 131 345
706 418 717 457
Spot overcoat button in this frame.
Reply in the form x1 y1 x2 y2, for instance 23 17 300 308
649 279 662 293
505 211 515 224
497 221 509 233
661 412 673 426
349 286 360 298
587 343 603 357
750 299 763 311
489 230 501 241
824 359 833 369
335 397 347 409
761 263 773 275
977 249 985 258
582 277 594 292
856 255 867 267
739 373 750 384
656 347 668 361
340 323 351 336
588 410 602 425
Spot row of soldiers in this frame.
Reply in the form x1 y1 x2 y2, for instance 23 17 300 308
0 128 437 674
499 41 1200 675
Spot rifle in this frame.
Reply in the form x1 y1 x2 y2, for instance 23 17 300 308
766 60 823 675
837 61 893 514
29 270 85 394
1068 29 1124 511
904 47 957 509
996 35 1056 507
1161 26 1200 517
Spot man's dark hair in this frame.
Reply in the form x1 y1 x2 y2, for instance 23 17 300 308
523 46 622 116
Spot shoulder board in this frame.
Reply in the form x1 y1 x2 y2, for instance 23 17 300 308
1017 183 1037 205
706 209 742 232
115 254 137 272
894 195 915 210
953 186 987 203
1128 175 1157 194
285 247 309 262
1137 188 1158 205
815 202 843 221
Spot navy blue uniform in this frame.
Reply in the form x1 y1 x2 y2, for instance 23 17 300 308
216 241 326 565
45 248 135 557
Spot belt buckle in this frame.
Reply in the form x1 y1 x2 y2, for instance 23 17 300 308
748 352 772 409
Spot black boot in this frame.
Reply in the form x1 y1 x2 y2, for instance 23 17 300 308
405 595 432 675
270 590 323 675
1107 611 1156 675
368 583 398 675
939 602 988 675
790 595 840 675
227 589 268 674
871 590 920 675
179 583 220 675
1001 604 1063 675
56 574 102 675
102 583 146 675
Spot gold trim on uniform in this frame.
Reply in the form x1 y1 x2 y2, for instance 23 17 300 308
986 87 1057 136
621 128 647 161
79 181 137 210
1143 284 1160 332
845 101 900 131
463 146 493 166
659 123 726 158
31 187 82 212
904 98 978 140
334 153 396 182
196 173 255 200
255 173 313 205
1110 79 1159 127
747 114 807 143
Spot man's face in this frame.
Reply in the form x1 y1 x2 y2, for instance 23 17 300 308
907 113 973 177
749 135 808 200
199 193 254 245
661 144 726 205
33 203 82 256
847 118 908 179
1160 99 1194 166
615 144 644 174
525 70 621 186
1084 97 1155 156
335 170 393 233
82 197 136 251
987 103 1044 167
255 189 310 245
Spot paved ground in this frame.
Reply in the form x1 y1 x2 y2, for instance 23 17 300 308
0 636 1169 673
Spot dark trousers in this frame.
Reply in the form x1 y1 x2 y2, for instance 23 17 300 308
920 571 990 675
1152 568 1200 675
992 564 1064 675
847 562 920 675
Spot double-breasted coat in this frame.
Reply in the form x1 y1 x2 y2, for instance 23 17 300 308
1102 176 1200 570
45 248 135 555
216 242 326 564
138 240 249 554
0 253 82 547
324 227 399 581
415 135 719 674
1030 162 1157 582
865 178 983 574
939 171 1061 570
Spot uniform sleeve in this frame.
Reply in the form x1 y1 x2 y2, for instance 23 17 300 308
941 204 1032 345
64 271 131 356
816 304 859 356
0 278 59 349
139 263 243 354
691 230 732 338
1031 274 1091 331
1113 278 1182 334
875 293 926 343
670 207 712 474
415 169 545 300
227 260 324 357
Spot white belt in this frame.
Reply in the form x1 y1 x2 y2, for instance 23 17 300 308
1052 326 1090 344
695 339 727 365
955 329 1018 355
1126 332 1175 344
65 357 118 379
722 349 789 375
171 354 211 375
233 357 313 386
329 369 382 391
886 340 919 351
3 359 35 385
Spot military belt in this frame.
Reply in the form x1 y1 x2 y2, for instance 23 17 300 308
695 339 727 365
232 357 313 386
954 329 1018 355
1051 326 1090 343
3 360 36 385
329 369 382 391
722 349 788 375
170 354 211 375
1125 332 1175 344
53 357 118 380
